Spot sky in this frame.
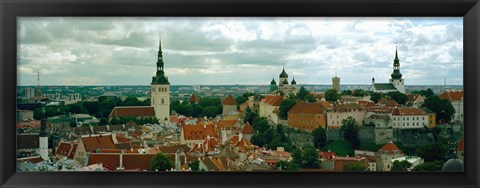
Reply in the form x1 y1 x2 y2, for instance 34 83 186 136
17 17 463 86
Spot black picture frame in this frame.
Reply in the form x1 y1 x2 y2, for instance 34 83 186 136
1 0 479 188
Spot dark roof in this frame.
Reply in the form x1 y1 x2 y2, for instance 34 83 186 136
73 126 92 135
17 134 39 149
109 106 155 118
373 83 396 91
81 135 116 152
442 159 464 172
108 125 125 132
92 126 108 134
115 143 132 150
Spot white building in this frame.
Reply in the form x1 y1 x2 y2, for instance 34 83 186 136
150 35 170 122
439 90 464 122
391 156 424 171
391 107 428 129
259 95 283 124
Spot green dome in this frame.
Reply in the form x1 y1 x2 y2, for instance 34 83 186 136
291 78 296 85
279 68 288 78
283 79 289 85
391 70 402 79
271 78 276 85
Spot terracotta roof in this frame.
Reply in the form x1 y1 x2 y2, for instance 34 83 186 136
457 137 464 151
17 134 40 149
439 90 464 101
364 106 394 113
241 122 255 134
227 134 256 152
189 93 199 103
88 153 155 171
406 94 421 102
288 102 325 114
261 95 283 106
109 106 155 118
318 151 337 161
16 156 43 164
332 103 365 112
201 158 225 171
318 101 334 109
156 145 191 154
122 154 155 171
68 143 78 159
216 120 239 129
378 98 400 107
16 120 41 129
392 107 427 116
182 124 216 141
222 94 237 105
357 100 376 106
378 142 403 155
88 153 120 170
55 142 73 157
80 135 116 152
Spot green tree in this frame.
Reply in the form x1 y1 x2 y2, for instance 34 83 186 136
201 106 219 118
325 89 340 102
312 127 327 149
387 91 408 105
291 147 321 169
252 117 270 133
69 120 77 128
297 86 310 101
343 162 367 171
422 95 455 123
68 102 88 114
121 96 143 106
390 160 412 171
150 153 174 171
341 117 361 149
279 99 297 119
341 90 353 96
83 101 100 115
352 89 367 97
276 160 300 171
99 118 108 126
412 160 444 171
243 106 259 125
188 160 200 171
415 143 447 162
370 92 384 103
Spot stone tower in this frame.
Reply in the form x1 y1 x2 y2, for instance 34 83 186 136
389 46 405 94
151 35 170 122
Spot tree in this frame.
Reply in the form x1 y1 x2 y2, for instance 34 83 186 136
422 95 455 123
370 92 384 103
297 86 310 101
312 127 327 149
341 117 360 149
69 120 77 128
390 160 412 171
188 160 200 171
150 153 174 171
243 107 258 125
279 99 296 119
412 161 444 171
415 143 447 162
343 162 367 171
276 160 300 171
201 106 219 118
325 89 340 102
121 96 143 106
291 147 321 169
387 91 408 105
352 89 367 97
83 101 100 115
340 90 353 96
68 102 88 114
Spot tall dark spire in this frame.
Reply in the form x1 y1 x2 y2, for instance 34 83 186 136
391 45 402 79
152 34 170 85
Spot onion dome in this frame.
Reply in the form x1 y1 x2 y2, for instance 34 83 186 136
271 78 276 85
291 77 296 85
283 79 289 85
279 67 288 78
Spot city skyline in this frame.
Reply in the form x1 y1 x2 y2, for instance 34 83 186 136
17 17 463 86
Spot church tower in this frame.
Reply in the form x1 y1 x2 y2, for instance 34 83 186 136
269 77 278 93
39 107 49 161
151 35 170 122
389 46 405 93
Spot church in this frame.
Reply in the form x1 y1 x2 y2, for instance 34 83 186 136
370 46 406 94
269 65 297 95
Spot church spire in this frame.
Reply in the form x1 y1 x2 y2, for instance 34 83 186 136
152 34 169 85
391 45 402 79
394 45 399 63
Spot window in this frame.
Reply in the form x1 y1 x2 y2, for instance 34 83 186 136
162 99 165 104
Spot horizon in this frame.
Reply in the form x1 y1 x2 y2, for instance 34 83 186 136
18 17 463 86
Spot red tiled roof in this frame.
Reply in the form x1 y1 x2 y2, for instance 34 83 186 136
216 120 238 129
88 153 121 170
318 101 334 109
182 124 216 141
16 156 43 164
332 103 365 112
457 137 464 151
392 107 427 116
109 106 155 118
16 120 41 129
364 106 394 113
88 153 155 171
56 142 73 156
189 93 199 103
156 145 191 154
288 102 325 114
227 134 256 152
406 94 421 102
318 151 337 161
261 95 283 106
81 135 116 152
439 90 464 101
68 143 78 159
378 142 403 155
378 98 400 106
222 94 237 105
357 100 376 106
241 122 255 134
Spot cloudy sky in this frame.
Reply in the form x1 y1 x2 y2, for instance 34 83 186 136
17 17 463 86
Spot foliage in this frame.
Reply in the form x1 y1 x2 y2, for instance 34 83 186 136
291 146 321 169
312 127 327 149
341 117 361 149
322 140 353 157
412 160 444 171
387 91 408 105
343 162 367 171
415 142 447 162
340 90 352 96
69 120 77 128
352 89 367 97
171 96 223 118
369 92 384 103
150 153 174 171
422 95 455 123
235 93 255 107
109 116 158 125
390 160 412 171
278 98 297 119
250 120 293 152
243 106 259 125
358 142 383 152
276 160 301 171
188 160 200 171
324 89 340 102
411 88 434 98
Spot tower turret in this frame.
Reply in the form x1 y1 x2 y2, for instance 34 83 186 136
390 46 403 79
